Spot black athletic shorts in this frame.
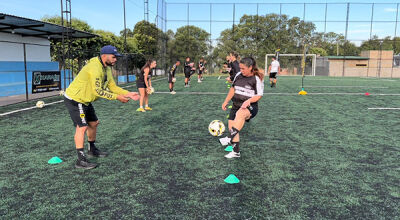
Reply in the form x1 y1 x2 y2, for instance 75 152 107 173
64 97 98 127
228 104 258 121
269 72 277 79
136 80 147 88
198 70 203 75
184 71 191 78
168 73 174 83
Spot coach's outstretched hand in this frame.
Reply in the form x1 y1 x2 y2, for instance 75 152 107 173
125 92 140 101
117 94 130 103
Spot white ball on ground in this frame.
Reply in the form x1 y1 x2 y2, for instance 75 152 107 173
36 101 45 108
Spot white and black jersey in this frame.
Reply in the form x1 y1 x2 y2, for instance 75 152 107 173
231 72 264 109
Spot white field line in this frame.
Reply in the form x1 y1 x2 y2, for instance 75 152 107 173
155 91 400 96
303 86 389 88
0 100 64 116
303 78 397 82
368 107 400 110
0 77 167 117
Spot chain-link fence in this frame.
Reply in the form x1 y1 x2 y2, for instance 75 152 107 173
156 2 400 77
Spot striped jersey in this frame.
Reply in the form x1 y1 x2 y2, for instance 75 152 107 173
232 72 264 108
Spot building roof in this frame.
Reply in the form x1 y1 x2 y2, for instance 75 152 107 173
0 13 97 40
326 56 369 60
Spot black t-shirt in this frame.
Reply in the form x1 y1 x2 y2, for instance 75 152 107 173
231 72 264 109
137 68 152 83
184 61 191 73
229 60 240 81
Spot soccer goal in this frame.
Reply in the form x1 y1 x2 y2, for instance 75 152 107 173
265 54 317 76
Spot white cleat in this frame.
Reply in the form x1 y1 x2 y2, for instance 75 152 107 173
225 151 240 158
170 91 176 94
219 136 231 146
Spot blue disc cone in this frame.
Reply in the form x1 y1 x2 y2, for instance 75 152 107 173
225 145 233 152
48 156 62 164
224 174 240 184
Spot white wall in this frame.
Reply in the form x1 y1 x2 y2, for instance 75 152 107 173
0 32 51 62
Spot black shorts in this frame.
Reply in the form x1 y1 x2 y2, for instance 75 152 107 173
269 72 277 79
184 71 191 78
168 73 174 83
198 70 203 75
136 80 147 88
64 97 98 127
228 104 258 121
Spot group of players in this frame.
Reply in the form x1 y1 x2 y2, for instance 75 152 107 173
167 57 207 94
64 45 280 169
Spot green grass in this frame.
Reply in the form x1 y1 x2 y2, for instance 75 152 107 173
0 75 399 219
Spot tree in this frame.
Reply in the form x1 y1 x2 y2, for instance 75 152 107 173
133 20 163 58
120 28 134 38
309 47 328 57
167 25 210 65
213 14 316 68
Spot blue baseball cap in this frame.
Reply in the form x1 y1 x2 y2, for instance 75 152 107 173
100 45 121 56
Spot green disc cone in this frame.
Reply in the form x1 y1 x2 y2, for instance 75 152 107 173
228 106 232 109
225 145 233 152
224 174 240 184
225 81 229 84
226 114 229 118
48 156 62 164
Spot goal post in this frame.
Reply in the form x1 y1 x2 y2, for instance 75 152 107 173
265 54 317 76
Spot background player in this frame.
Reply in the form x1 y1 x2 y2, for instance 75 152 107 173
198 58 205 83
268 56 280 88
168 60 180 94
136 59 157 112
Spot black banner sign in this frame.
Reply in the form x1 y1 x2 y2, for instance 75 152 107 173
32 71 61 93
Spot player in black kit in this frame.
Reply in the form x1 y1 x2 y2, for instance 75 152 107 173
168 60 180 94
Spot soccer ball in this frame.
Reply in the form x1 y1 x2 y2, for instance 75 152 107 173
148 87 155 94
36 100 45 108
172 77 176 83
59 90 65 96
208 120 225 136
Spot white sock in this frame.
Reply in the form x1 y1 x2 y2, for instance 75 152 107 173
140 106 143 108
145 105 149 108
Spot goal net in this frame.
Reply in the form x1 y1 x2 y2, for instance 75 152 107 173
265 54 317 76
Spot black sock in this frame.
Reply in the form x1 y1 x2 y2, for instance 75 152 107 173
170 88 173 92
232 142 240 153
88 140 96 151
228 127 240 140
77 148 85 160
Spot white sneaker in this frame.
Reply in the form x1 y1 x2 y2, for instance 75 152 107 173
170 91 176 94
198 79 202 83
219 136 231 146
225 151 240 158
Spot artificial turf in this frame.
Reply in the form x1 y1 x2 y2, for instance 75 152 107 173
0 75 399 219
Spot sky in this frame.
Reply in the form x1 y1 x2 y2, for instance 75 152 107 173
1 0 400 45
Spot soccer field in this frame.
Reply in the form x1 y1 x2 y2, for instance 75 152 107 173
0 75 399 219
